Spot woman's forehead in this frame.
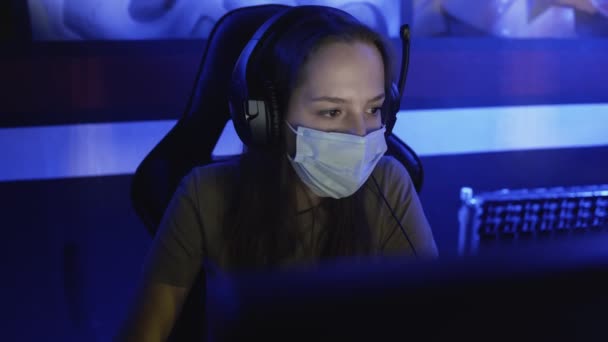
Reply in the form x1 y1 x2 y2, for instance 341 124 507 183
297 41 385 98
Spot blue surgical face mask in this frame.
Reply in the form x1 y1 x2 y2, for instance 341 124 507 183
286 122 388 199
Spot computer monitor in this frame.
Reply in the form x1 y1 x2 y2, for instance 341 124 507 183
204 233 608 341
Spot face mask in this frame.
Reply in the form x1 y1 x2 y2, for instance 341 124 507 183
286 122 388 199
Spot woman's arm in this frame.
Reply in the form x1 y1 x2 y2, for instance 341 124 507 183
115 283 189 341
116 169 209 341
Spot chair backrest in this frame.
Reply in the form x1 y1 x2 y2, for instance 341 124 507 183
130 4 424 237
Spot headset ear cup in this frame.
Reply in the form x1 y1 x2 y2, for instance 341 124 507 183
229 7 291 148
228 82 253 147
247 81 280 147
266 81 282 145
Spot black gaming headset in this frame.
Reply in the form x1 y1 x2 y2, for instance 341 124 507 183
228 5 411 148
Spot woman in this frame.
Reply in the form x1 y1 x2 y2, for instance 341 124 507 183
117 5 437 341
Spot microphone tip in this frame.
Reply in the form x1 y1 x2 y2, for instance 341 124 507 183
400 24 410 40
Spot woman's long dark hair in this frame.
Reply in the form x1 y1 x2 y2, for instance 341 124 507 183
221 6 395 269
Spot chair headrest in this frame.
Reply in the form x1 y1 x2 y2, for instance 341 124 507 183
131 5 290 234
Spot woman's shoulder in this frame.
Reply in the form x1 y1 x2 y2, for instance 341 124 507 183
372 155 414 188
192 158 240 177
374 155 402 170
365 155 416 204
181 158 240 193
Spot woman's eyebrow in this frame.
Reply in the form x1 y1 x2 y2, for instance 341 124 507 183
367 93 385 103
309 93 385 104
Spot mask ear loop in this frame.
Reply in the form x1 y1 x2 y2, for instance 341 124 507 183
285 121 299 135
284 121 299 162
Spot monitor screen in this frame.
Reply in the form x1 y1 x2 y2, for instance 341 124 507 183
204 233 608 341
24 0 608 41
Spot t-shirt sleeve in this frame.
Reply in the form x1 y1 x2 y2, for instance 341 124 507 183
140 169 207 288
373 156 439 259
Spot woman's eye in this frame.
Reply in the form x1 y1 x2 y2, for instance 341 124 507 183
369 107 382 116
319 109 341 118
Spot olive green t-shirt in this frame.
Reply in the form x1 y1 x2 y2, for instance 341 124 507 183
142 155 438 287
